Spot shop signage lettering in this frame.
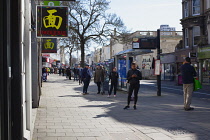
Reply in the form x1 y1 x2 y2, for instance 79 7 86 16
37 6 68 38
198 47 210 59
42 38 57 53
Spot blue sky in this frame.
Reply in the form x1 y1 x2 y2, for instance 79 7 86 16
108 0 182 31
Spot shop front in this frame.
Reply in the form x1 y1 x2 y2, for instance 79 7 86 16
175 48 198 85
114 49 153 91
198 46 210 85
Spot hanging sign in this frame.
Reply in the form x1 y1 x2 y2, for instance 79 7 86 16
37 6 68 38
42 38 57 53
154 60 161 75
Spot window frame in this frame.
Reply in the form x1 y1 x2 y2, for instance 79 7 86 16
193 26 201 46
192 0 201 16
185 28 189 48
184 1 189 18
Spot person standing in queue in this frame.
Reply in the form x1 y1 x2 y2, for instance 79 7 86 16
82 64 92 95
180 57 197 111
108 67 119 98
124 62 142 110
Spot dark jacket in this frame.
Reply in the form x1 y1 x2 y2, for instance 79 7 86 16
82 68 91 80
42 67 47 74
109 71 119 83
94 68 105 82
180 63 197 84
127 69 142 85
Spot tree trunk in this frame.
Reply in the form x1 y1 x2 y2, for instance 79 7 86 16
69 47 73 67
69 53 72 67
80 42 85 67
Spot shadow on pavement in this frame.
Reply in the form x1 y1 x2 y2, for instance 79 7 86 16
50 75 210 140
70 81 210 140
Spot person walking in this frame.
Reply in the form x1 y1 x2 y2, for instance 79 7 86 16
124 62 142 110
78 65 83 85
59 67 62 76
73 66 79 81
107 67 119 98
66 67 71 80
82 64 92 95
94 64 105 94
180 57 197 111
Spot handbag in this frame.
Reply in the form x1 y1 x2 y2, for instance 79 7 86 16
194 78 202 91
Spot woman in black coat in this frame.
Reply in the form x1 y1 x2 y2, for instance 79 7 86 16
108 67 119 98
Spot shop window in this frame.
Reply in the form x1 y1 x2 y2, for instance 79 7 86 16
207 0 210 9
193 26 200 46
192 0 200 15
185 28 189 48
202 59 210 84
184 1 189 18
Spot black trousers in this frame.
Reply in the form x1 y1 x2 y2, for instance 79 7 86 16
83 79 90 93
78 75 82 84
109 82 117 95
96 82 101 93
127 84 140 105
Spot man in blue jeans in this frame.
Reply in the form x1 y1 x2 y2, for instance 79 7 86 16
82 64 92 95
180 57 197 111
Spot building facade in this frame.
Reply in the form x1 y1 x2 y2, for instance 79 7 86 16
180 0 210 85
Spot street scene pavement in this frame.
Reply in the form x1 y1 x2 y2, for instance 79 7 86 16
33 74 210 140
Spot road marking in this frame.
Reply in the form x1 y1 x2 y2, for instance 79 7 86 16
142 83 210 96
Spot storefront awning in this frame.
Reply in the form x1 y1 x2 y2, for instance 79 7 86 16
114 49 153 56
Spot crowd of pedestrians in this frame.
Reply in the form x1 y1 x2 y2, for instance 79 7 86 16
42 57 198 111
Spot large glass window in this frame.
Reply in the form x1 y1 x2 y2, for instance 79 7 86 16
192 0 200 15
193 26 200 46
202 59 210 84
207 0 210 9
184 2 189 18
185 28 189 48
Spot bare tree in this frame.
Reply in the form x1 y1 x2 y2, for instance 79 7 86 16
60 34 79 67
63 0 125 67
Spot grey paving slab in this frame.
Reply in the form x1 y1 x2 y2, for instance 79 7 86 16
32 74 210 140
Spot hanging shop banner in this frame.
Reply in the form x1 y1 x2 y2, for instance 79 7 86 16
42 38 57 53
37 6 68 38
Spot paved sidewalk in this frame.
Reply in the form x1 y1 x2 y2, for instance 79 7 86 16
33 74 210 140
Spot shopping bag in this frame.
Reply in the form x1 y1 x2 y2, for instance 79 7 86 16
194 78 202 91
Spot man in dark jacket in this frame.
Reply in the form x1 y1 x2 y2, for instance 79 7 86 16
108 67 119 97
94 64 105 94
180 57 197 111
82 64 92 95
124 62 142 110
